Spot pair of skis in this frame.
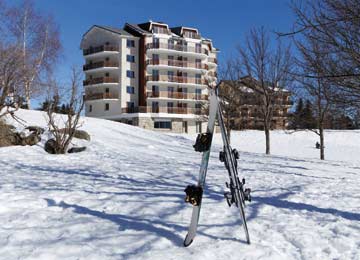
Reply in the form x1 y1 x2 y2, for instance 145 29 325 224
183 86 251 247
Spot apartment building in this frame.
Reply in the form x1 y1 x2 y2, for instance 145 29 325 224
80 21 218 134
220 77 292 130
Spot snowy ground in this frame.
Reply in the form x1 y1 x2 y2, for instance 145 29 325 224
0 109 359 260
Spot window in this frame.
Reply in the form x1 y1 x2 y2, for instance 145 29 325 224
195 88 201 99
127 70 135 78
152 54 159 65
89 105 92 112
168 55 174 66
195 43 201 53
153 26 168 34
153 37 159 48
168 39 174 49
152 70 159 80
167 102 174 113
127 39 135 47
127 86 135 94
154 121 171 129
195 74 202 84
168 71 174 81
195 58 201 69
105 103 109 111
184 30 197 39
152 101 159 113
105 88 109 93
127 55 135 62
105 72 109 77
152 85 159 93
127 102 135 113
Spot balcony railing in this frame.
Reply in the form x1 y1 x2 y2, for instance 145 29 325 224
207 71 218 77
146 75 204 85
146 43 209 55
83 61 119 71
146 91 208 100
146 59 208 70
83 45 119 56
121 106 202 115
84 92 118 101
83 77 118 86
208 57 218 64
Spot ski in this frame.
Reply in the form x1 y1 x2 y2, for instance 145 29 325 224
183 87 219 247
183 86 251 246
217 97 251 244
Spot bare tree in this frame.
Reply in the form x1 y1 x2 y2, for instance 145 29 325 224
46 68 84 154
295 31 338 160
4 0 61 109
237 27 293 154
280 0 360 108
0 43 24 118
218 58 243 143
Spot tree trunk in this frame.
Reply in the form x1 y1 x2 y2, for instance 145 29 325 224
25 81 31 109
319 126 325 160
265 127 270 154
227 127 231 145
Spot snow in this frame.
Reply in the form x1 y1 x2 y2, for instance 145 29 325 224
0 109 359 260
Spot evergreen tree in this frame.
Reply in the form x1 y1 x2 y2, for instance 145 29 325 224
302 100 316 129
294 98 304 128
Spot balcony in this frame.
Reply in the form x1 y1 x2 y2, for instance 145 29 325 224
207 71 218 77
83 61 119 71
146 75 204 85
146 59 208 70
83 77 118 86
208 58 217 67
83 45 119 56
146 91 208 101
84 92 119 101
146 43 209 56
121 106 202 115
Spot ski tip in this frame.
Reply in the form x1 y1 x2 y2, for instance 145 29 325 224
183 235 194 247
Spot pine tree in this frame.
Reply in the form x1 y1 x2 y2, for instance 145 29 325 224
302 100 316 129
294 98 304 129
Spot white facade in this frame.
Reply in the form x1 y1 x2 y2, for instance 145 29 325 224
81 23 218 134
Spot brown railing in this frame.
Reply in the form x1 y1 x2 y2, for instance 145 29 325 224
83 45 119 56
121 106 202 115
146 75 204 85
146 59 208 70
84 92 118 101
146 43 209 55
83 61 119 71
83 77 118 86
208 57 218 64
146 91 208 100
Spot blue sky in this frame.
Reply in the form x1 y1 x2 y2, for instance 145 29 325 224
8 0 295 106
32 0 294 75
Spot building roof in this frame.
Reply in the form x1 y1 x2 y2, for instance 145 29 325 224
82 25 132 38
124 23 152 36
221 77 290 93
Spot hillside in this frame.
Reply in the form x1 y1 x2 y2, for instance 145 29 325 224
0 109 359 260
